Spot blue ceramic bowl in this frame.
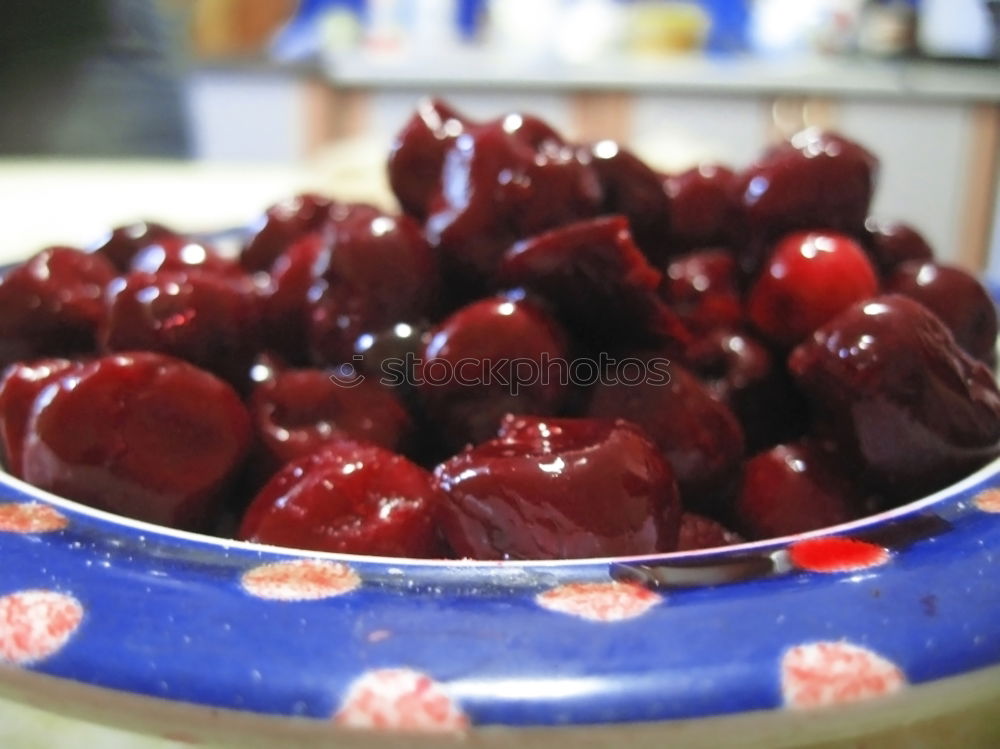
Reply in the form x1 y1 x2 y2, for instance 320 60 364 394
1 445 1000 746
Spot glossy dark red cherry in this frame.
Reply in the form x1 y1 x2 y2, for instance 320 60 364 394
664 164 740 250
21 352 251 530
885 261 997 364
662 249 743 335
246 351 287 388
748 231 879 348
308 206 438 365
89 221 180 272
735 441 864 540
238 441 444 557
0 359 82 477
587 359 745 514
250 367 412 475
789 295 1000 501
0 246 116 367
425 116 602 288
863 219 935 276
260 232 328 364
737 129 878 242
497 113 566 148
352 324 446 467
686 329 770 398
583 140 672 261
501 215 691 350
130 235 245 279
417 297 568 451
241 193 335 272
388 98 471 221
353 322 430 391
101 271 261 387
686 328 807 452
676 512 743 551
435 416 681 559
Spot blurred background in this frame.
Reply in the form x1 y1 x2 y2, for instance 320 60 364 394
0 0 998 275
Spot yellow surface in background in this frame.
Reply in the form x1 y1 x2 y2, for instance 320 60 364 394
628 1 711 55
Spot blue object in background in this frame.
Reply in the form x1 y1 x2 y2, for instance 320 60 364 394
297 0 367 21
271 0 368 62
698 0 751 53
613 0 750 54
457 0 487 40
273 0 487 59
274 0 746 60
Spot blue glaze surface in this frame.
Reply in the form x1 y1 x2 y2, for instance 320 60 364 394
0 455 999 729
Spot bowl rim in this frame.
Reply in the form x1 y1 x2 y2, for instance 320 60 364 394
2 452 999 567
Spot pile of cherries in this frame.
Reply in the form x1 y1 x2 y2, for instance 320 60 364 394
1 99 998 560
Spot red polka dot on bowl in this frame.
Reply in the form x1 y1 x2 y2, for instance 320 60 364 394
536 581 662 622
0 503 68 534
0 590 83 665
333 668 467 733
240 559 360 601
974 489 1000 513
789 538 890 573
781 640 906 709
